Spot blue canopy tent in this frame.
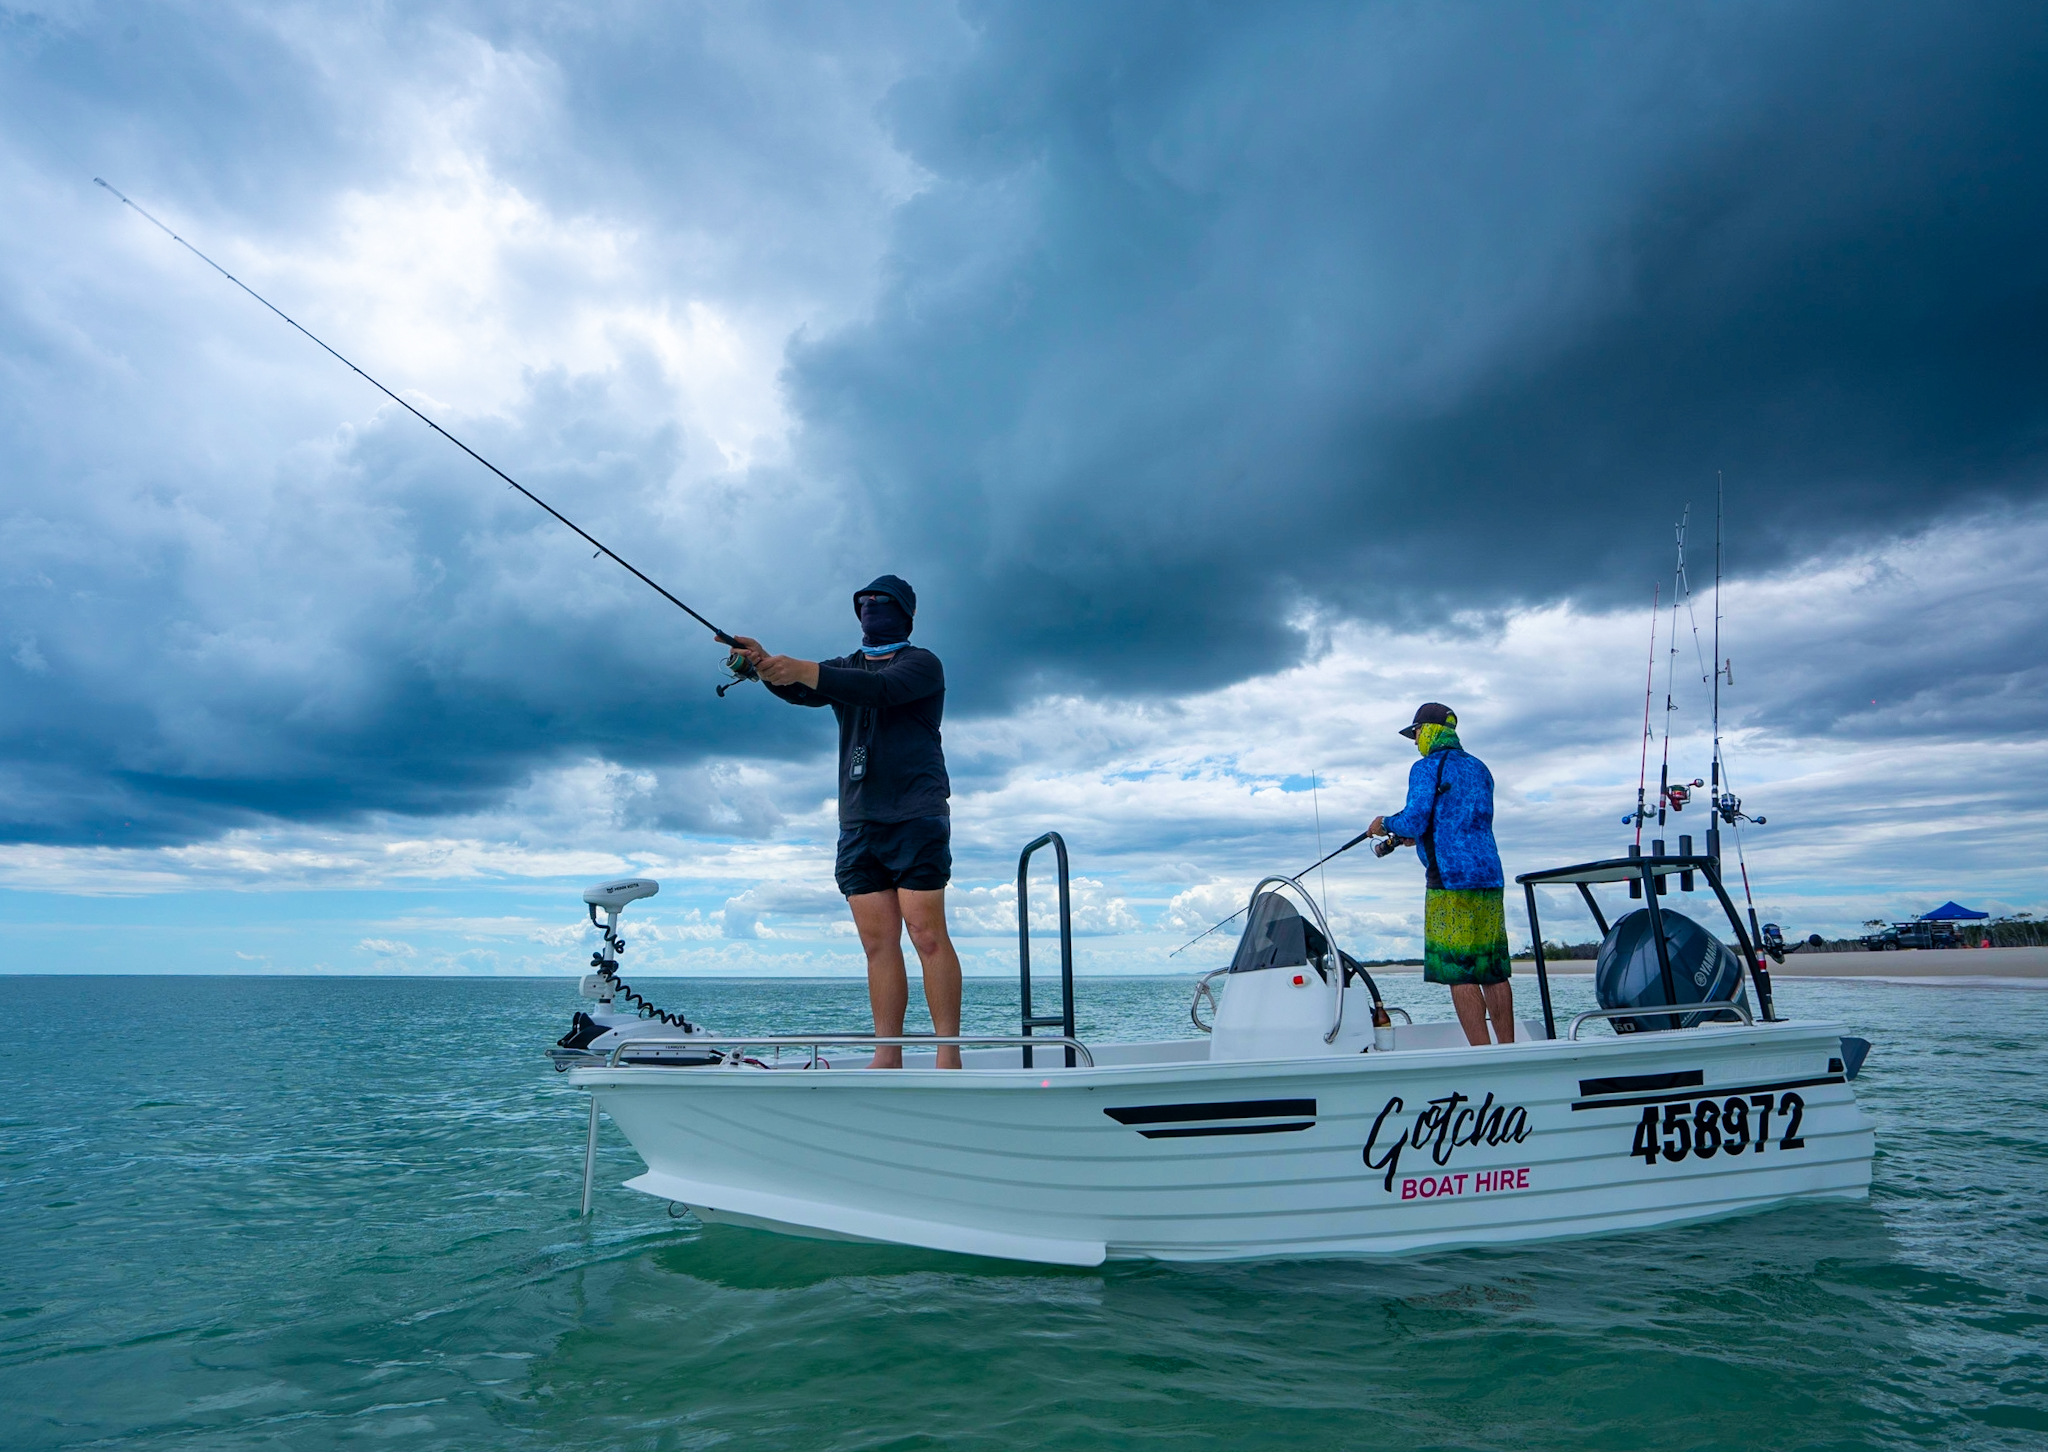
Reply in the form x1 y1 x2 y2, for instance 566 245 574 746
1920 902 1989 921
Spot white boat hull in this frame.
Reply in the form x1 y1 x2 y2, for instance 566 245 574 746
569 1019 1873 1266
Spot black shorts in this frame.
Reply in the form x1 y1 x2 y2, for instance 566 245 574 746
835 816 953 896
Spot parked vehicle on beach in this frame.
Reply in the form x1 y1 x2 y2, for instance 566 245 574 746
1862 921 1968 951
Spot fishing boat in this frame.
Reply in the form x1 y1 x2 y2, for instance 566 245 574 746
552 832 1875 1266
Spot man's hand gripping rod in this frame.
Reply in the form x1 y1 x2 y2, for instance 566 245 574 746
96 178 758 695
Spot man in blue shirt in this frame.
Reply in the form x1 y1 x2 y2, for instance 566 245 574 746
1369 702 1515 1046
733 575 962 1068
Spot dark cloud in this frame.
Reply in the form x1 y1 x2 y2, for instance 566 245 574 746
0 357 849 844
795 0 2048 693
6 1 2046 847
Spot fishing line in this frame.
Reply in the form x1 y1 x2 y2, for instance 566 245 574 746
1678 538 1714 705
95 178 757 690
1167 822 1380 959
1312 770 1333 921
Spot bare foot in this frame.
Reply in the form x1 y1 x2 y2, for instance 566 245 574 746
936 1047 963 1070
866 1049 903 1069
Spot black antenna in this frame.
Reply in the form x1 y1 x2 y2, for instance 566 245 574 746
1312 770 1331 910
95 178 756 673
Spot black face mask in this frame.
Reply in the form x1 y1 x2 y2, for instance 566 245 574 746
858 596 913 650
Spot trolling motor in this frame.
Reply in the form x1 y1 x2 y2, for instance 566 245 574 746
556 877 694 1053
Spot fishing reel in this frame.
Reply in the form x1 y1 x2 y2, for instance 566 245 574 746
1662 779 1704 812
717 646 760 698
1714 791 1765 827
1622 780 1708 825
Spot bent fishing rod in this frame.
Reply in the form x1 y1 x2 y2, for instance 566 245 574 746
1166 823 1394 960
95 178 758 694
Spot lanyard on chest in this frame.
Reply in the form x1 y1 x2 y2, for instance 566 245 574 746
848 653 890 782
1419 749 1455 887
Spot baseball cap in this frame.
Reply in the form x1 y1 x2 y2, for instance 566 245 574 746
1399 702 1457 740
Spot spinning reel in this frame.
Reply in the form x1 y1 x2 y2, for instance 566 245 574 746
1624 778 1706 826
717 647 760 697
1662 778 1704 812
1714 791 1765 827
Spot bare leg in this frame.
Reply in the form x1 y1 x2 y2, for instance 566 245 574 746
1450 984 1490 1046
849 890 907 1068
899 887 963 1069
1484 981 1516 1043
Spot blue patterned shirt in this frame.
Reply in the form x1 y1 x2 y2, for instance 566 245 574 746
1383 746 1504 891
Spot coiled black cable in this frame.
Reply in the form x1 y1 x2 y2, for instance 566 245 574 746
600 968 694 1029
589 922 694 1029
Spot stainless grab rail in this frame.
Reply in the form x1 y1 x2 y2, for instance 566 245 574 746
1243 874 1350 1045
600 1033 1096 1069
1568 1001 1754 1040
1190 972 1412 1036
1189 968 1229 1033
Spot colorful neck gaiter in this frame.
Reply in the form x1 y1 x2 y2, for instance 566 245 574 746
1415 722 1463 757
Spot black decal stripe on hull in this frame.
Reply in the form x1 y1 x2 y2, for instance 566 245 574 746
1136 1121 1316 1139
1106 1098 1317 1126
1578 1070 1703 1097
1570 1074 1846 1111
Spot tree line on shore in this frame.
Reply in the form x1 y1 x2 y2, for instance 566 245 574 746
1534 913 2048 959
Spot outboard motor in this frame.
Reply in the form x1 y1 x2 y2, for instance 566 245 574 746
1595 908 1749 1032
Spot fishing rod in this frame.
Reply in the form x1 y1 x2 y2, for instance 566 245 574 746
1701 473 1770 953
1166 820 1390 960
95 178 759 695
1709 473 1729 861
1656 508 1685 828
1625 583 1658 843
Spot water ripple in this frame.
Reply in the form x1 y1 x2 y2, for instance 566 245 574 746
2 973 2043 1450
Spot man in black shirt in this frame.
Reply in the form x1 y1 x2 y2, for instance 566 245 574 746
732 575 962 1068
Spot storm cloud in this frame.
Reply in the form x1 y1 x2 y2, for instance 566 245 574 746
799 1 2048 693
4 0 2046 850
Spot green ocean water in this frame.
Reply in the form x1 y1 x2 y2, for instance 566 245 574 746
2 971 2044 1450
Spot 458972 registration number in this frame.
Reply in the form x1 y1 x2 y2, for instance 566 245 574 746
1633 1092 1805 1164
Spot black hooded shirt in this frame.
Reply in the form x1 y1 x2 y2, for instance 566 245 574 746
766 646 949 825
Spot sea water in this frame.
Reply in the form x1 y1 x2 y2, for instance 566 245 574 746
1 972 2043 1450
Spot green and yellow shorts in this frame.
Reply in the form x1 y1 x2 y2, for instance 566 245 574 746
1423 888 1512 987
